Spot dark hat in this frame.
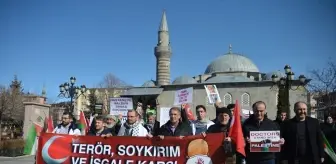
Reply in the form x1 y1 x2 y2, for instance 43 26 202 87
227 104 235 110
217 107 231 116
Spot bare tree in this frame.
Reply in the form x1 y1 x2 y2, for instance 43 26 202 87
309 60 336 109
0 85 24 139
0 76 25 139
98 73 131 88
0 86 10 138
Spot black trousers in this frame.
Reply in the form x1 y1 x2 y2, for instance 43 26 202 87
287 158 315 164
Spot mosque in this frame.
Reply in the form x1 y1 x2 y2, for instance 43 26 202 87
75 11 308 120
117 11 308 120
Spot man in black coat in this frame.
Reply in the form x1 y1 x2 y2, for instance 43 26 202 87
144 113 160 136
157 107 192 137
88 115 113 137
281 101 324 164
243 101 284 164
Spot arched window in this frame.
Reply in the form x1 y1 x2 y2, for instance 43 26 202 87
241 93 250 107
223 93 232 106
275 93 279 105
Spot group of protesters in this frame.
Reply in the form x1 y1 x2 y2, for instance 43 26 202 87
51 100 336 164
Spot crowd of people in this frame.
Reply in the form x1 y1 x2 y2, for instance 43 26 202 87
51 101 336 164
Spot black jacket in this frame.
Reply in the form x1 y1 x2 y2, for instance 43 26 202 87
157 121 193 136
207 123 230 135
281 117 324 164
144 121 160 136
157 107 192 136
320 122 336 164
88 127 112 136
104 124 121 136
320 122 336 148
243 116 280 162
107 123 121 135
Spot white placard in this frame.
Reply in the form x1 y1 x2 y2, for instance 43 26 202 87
250 131 280 141
173 87 193 105
249 131 281 152
120 117 127 124
204 85 221 104
159 107 171 127
110 97 133 116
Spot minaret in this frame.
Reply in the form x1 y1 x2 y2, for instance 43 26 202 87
41 85 46 97
155 10 172 86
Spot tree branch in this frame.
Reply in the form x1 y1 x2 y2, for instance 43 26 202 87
309 60 336 107
97 73 131 88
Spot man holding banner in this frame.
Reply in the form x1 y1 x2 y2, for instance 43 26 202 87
157 107 193 138
117 110 149 137
243 101 284 164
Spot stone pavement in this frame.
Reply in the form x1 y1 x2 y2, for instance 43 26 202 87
0 155 34 164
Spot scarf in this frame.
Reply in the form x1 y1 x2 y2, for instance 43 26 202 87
145 121 155 134
194 118 210 134
123 121 140 136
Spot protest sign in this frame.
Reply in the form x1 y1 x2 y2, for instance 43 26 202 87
110 98 133 116
36 133 227 164
173 87 193 105
204 85 221 104
159 107 171 127
249 131 281 152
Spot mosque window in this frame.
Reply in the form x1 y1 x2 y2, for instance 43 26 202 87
241 93 250 107
223 93 232 106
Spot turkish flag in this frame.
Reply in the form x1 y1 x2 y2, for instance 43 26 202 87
47 116 54 133
182 103 196 121
228 100 246 157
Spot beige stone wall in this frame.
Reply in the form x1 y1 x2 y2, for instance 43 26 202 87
23 102 50 139
157 82 308 121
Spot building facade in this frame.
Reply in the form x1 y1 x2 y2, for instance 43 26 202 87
119 11 309 120
315 91 336 120
76 11 309 121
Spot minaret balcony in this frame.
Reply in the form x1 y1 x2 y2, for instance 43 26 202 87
154 46 172 54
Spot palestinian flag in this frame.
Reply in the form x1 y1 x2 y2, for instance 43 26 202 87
78 110 88 135
23 123 42 155
322 132 336 163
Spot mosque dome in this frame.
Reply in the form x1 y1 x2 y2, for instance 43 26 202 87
172 76 197 85
205 75 254 83
141 80 156 87
264 70 286 80
204 45 259 74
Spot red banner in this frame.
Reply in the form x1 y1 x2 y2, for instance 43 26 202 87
36 133 227 164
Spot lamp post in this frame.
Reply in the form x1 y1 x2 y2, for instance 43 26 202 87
271 65 307 118
58 77 87 114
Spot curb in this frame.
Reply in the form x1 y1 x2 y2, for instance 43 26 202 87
0 155 33 159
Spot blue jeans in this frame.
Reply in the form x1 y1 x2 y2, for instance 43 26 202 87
247 159 275 164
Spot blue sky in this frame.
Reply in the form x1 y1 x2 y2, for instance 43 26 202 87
0 0 335 102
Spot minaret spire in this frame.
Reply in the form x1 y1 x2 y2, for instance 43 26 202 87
41 84 46 97
159 10 168 32
155 10 172 86
229 44 232 54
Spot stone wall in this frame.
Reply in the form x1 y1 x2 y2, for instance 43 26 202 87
23 102 50 139
157 82 308 121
